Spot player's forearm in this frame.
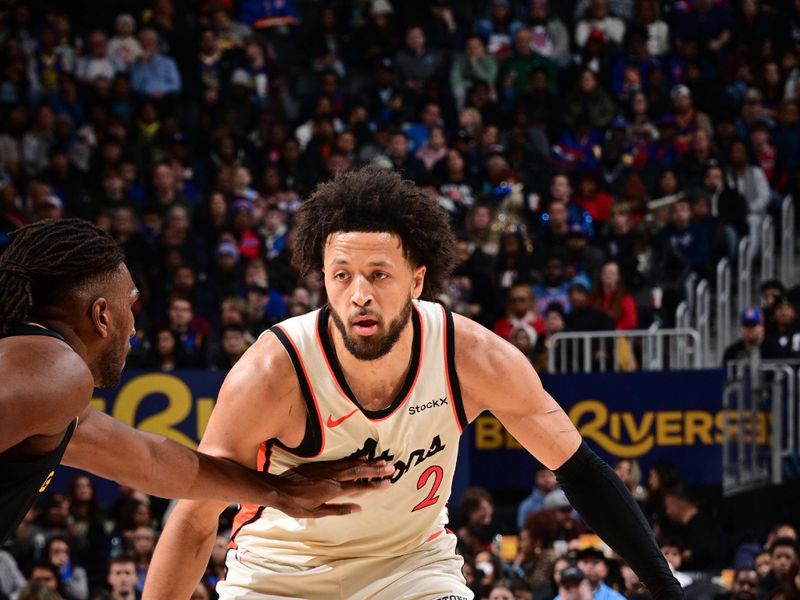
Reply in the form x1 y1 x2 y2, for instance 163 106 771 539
143 502 217 600
141 435 278 505
555 442 684 600
68 426 275 505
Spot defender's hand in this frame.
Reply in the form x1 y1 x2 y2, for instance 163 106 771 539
267 458 394 518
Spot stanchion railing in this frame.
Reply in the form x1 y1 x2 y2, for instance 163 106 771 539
717 258 732 363
782 196 794 285
547 328 701 373
738 236 753 318
761 215 775 281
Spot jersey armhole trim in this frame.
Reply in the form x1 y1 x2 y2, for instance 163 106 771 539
267 326 325 458
442 305 468 432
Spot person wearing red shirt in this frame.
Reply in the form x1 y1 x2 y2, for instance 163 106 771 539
492 283 545 340
573 171 613 225
591 260 638 330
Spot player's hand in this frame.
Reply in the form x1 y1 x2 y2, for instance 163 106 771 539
266 457 394 518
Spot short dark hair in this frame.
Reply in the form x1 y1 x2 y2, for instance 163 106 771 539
770 536 798 555
761 279 786 294
221 324 246 336
291 166 457 299
0 219 125 333
108 553 136 569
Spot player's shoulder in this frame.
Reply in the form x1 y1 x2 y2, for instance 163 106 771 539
0 336 93 430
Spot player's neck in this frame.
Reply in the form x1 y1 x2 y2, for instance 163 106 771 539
36 317 96 378
331 319 415 410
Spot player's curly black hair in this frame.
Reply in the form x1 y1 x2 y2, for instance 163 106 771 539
292 166 457 300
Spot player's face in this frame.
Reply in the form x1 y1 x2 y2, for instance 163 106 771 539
96 263 138 388
324 232 425 361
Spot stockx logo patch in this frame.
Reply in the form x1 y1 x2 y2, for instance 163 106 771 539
408 396 448 415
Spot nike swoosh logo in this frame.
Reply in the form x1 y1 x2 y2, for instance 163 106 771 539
327 408 359 428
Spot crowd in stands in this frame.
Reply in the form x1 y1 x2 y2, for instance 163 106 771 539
2 460 799 599
3 0 800 373
4 0 800 597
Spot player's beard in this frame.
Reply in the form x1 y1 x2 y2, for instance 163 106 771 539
329 296 413 361
96 331 128 388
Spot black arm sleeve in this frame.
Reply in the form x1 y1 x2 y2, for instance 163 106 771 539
555 442 684 600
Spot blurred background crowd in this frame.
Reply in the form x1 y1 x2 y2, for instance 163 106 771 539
2 0 800 598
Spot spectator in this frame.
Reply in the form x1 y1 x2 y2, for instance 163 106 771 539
499 26 556 103
717 567 760 600
704 163 749 240
516 467 558 528
555 565 593 600
522 0 571 68
130 29 181 99
75 31 116 85
671 85 713 156
575 547 625 600
130 527 155 594
591 260 638 330
613 459 646 501
493 284 545 343
767 296 800 357
0 548 25 599
663 487 729 570
725 138 772 250
164 295 211 367
659 538 692 588
394 26 443 95
533 255 570 316
563 68 615 130
43 537 88 600
761 538 799 595
459 487 498 545
723 307 786 363
575 0 625 48
209 324 248 370
632 0 668 56
25 562 64 598
659 196 710 276
107 14 142 71
92 555 138 600
450 35 497 110
568 275 615 332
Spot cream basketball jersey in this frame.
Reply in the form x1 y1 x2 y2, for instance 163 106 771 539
228 300 468 564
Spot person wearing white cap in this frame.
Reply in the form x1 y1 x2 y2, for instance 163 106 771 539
670 84 712 154
108 13 142 71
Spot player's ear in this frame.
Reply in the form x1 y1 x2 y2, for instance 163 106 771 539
411 265 426 299
90 297 110 338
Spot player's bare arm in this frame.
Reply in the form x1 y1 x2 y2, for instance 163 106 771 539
452 313 582 469
143 331 394 600
0 340 93 455
65 331 393 512
453 313 683 599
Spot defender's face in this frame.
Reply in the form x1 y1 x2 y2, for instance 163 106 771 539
324 232 425 361
96 263 138 387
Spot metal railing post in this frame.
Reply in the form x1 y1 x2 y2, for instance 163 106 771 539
761 215 775 281
696 279 710 367
738 237 752 317
781 196 794 284
717 259 732 363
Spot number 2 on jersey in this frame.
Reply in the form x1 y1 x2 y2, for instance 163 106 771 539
412 465 443 512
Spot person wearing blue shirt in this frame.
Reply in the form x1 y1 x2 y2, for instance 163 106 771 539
659 196 710 275
517 466 558 528
130 29 181 98
575 547 627 600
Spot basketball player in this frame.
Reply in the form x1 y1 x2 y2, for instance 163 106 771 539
0 219 394 542
145 168 682 599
